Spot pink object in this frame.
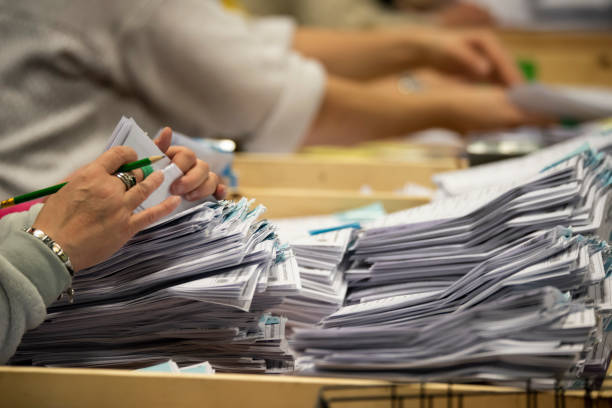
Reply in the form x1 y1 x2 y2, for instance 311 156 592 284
0 199 44 220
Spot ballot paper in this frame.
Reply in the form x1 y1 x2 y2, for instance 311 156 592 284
12 119 298 373
434 122 612 196
270 227 354 329
136 359 215 374
106 117 212 221
509 84 612 121
266 205 387 329
14 199 298 372
291 146 612 383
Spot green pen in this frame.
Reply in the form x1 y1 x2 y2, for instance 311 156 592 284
116 155 163 172
0 155 164 209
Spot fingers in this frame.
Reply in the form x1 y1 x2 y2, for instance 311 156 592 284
495 90 556 127
123 170 165 210
171 159 210 195
97 146 138 174
448 42 491 80
130 168 144 183
129 196 181 233
184 172 221 201
469 33 523 86
154 127 173 154
214 184 227 200
166 146 198 174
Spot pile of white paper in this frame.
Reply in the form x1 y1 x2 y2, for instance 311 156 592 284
434 121 612 196
509 84 612 122
350 150 610 303
13 199 299 372
271 226 354 329
11 119 300 373
292 147 612 383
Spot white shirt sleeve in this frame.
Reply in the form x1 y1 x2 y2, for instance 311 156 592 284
118 0 326 152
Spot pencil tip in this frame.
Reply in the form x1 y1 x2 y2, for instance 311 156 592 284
150 155 164 163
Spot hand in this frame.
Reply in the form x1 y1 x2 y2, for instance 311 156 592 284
32 146 181 272
413 28 522 86
154 127 226 201
437 86 555 133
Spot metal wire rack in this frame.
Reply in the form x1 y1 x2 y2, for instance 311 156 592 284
316 376 612 408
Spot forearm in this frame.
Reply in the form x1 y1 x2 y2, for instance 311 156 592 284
302 76 446 146
0 206 71 363
293 27 429 80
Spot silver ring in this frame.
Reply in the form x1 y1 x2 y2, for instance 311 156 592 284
116 172 137 191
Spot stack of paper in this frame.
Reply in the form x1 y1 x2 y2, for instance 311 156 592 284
269 206 388 329
13 199 299 372
293 285 602 381
509 84 612 122
348 150 610 304
292 147 612 382
271 227 353 329
11 119 300 373
434 122 612 196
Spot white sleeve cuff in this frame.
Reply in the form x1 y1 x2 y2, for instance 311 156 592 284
243 55 326 153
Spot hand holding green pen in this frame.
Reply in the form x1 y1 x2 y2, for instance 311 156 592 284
7 126 225 275
29 146 181 272
0 156 163 208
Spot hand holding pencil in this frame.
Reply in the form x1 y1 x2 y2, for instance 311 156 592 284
2 127 226 208
31 146 181 272
0 155 164 209
25 127 226 272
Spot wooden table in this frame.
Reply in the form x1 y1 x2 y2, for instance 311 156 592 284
1 366 610 408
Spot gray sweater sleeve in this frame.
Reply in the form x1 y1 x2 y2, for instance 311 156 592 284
0 204 72 364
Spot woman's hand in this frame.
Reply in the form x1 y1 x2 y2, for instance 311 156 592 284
293 26 519 85
411 28 523 86
154 127 226 201
32 146 181 272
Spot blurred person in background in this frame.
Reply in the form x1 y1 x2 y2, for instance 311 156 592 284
0 0 547 197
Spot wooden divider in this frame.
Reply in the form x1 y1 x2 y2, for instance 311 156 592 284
233 187 431 218
1 366 608 408
233 154 461 190
232 154 461 217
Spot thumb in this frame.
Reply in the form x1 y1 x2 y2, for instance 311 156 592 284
154 127 173 153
